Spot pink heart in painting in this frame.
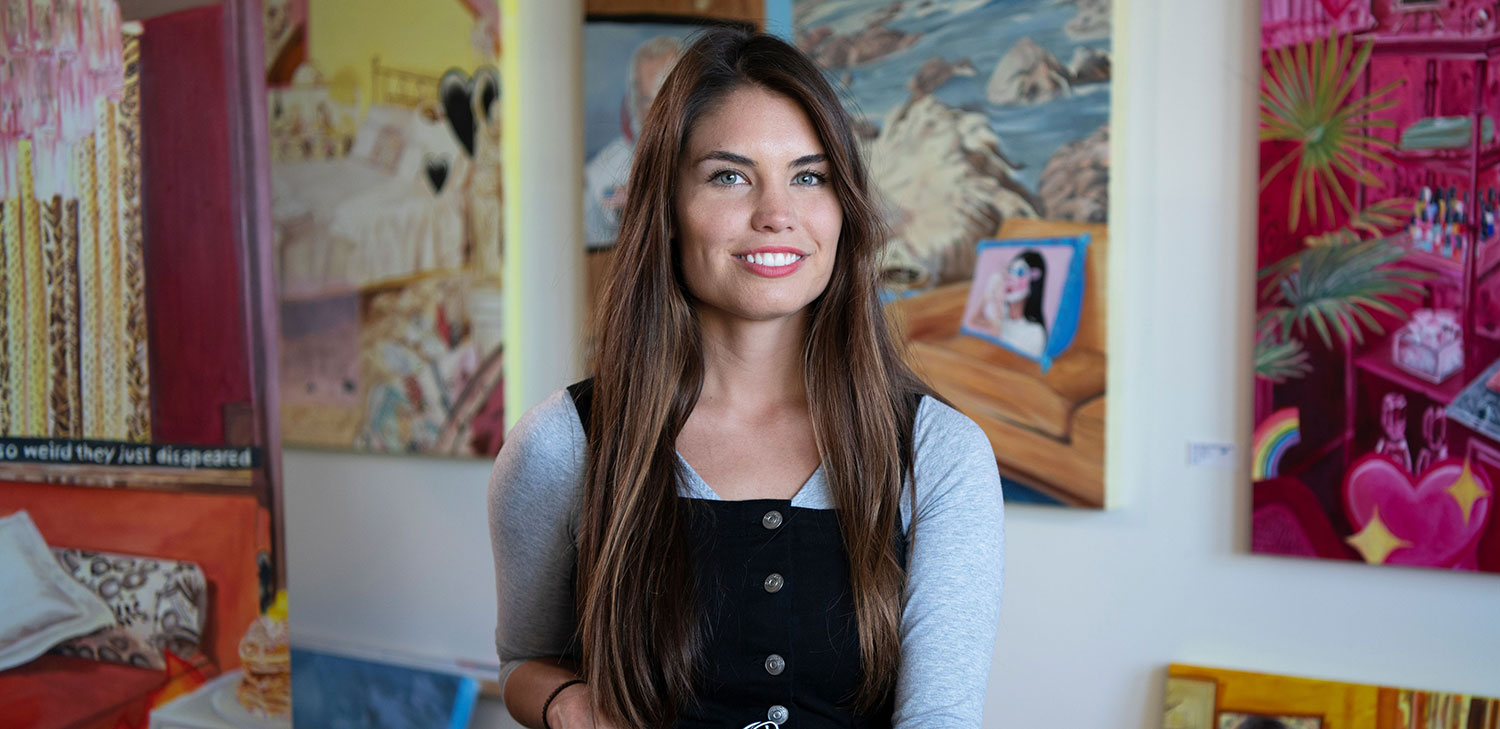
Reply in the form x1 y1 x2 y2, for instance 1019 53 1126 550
1318 0 1356 16
1343 456 1491 569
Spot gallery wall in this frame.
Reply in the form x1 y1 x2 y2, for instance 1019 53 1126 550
281 1 1500 728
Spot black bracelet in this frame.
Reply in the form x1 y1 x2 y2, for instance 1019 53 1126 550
541 678 585 729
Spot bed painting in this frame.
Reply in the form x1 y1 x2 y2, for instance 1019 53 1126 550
267 0 505 458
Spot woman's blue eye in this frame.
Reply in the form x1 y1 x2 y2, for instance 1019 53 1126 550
711 170 747 185
794 171 826 186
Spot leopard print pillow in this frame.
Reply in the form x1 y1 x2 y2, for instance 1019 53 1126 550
48 549 207 670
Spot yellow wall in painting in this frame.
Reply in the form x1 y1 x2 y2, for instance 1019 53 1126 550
306 0 493 111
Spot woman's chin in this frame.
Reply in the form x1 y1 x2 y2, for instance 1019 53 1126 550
698 298 814 326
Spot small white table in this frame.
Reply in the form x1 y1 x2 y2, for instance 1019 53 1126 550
148 670 291 729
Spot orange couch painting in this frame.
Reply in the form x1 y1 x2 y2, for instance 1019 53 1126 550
0 1 286 727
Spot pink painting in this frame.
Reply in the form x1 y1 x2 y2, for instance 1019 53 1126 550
1252 0 1500 574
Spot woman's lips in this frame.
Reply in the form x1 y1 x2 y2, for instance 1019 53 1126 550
734 249 807 278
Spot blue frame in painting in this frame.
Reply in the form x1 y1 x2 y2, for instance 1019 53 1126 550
959 234 1091 372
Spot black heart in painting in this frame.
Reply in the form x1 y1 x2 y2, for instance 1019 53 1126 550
425 154 450 194
439 65 499 158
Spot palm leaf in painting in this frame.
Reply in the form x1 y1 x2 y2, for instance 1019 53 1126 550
1254 334 1313 383
1260 238 1428 349
1303 197 1416 247
1260 31 1403 231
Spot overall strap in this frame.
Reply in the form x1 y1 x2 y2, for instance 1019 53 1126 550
566 378 595 433
569 378 917 475
564 377 918 557
896 389 922 570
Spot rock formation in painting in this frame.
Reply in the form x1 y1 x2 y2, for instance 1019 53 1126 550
796 4 922 69
1068 47 1111 85
866 95 1040 284
985 37 1072 106
907 56 977 99
1065 0 1111 41
1039 124 1108 223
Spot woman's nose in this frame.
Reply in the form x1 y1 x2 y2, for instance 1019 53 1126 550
750 186 795 233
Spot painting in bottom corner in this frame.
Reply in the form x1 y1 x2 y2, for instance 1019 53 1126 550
1164 664 1499 729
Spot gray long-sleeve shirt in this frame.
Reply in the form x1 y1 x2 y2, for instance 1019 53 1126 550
488 389 1006 727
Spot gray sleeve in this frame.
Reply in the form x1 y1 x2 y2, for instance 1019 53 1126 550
487 389 587 693
893 396 1006 728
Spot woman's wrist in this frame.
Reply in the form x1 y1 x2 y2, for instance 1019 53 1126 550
544 680 589 729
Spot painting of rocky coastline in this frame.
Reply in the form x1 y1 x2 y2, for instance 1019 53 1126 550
795 0 1112 507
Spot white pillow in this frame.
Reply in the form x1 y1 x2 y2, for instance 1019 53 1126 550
0 511 116 671
350 104 416 162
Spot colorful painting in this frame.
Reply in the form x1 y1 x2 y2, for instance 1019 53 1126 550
1252 1 1500 573
794 0 1112 506
1164 664 1500 729
1 1 289 727
268 0 506 457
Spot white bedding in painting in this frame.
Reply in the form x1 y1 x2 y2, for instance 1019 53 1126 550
272 105 469 299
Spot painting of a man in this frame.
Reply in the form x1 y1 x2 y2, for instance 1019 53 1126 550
583 28 689 247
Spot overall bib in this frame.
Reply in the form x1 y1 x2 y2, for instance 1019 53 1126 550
568 380 906 729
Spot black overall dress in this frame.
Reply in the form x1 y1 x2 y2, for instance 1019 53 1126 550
567 380 909 729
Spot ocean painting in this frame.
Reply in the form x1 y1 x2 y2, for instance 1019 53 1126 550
795 0 1112 507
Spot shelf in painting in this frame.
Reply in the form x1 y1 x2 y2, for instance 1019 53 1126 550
1386 232 1500 284
1357 32 1500 60
1354 340 1466 406
1390 143 1500 175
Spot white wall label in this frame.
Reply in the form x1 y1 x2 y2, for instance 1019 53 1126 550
1187 442 1236 468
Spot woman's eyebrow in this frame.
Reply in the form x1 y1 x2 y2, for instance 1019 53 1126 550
694 151 828 167
697 150 755 166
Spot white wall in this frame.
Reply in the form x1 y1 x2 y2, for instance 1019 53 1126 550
283 1 1500 727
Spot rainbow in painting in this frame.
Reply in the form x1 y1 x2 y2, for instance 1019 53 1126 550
1252 408 1300 480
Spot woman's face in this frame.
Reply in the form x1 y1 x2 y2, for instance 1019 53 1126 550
1004 257 1035 303
674 85 842 324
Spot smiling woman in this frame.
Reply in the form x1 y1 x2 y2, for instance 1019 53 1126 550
489 28 1006 729
676 85 843 324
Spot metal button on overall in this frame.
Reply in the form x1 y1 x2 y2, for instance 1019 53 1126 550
762 510 783 529
764 654 785 676
763 573 784 593
768 704 790 724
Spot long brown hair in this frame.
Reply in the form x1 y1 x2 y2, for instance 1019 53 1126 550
577 28 934 726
